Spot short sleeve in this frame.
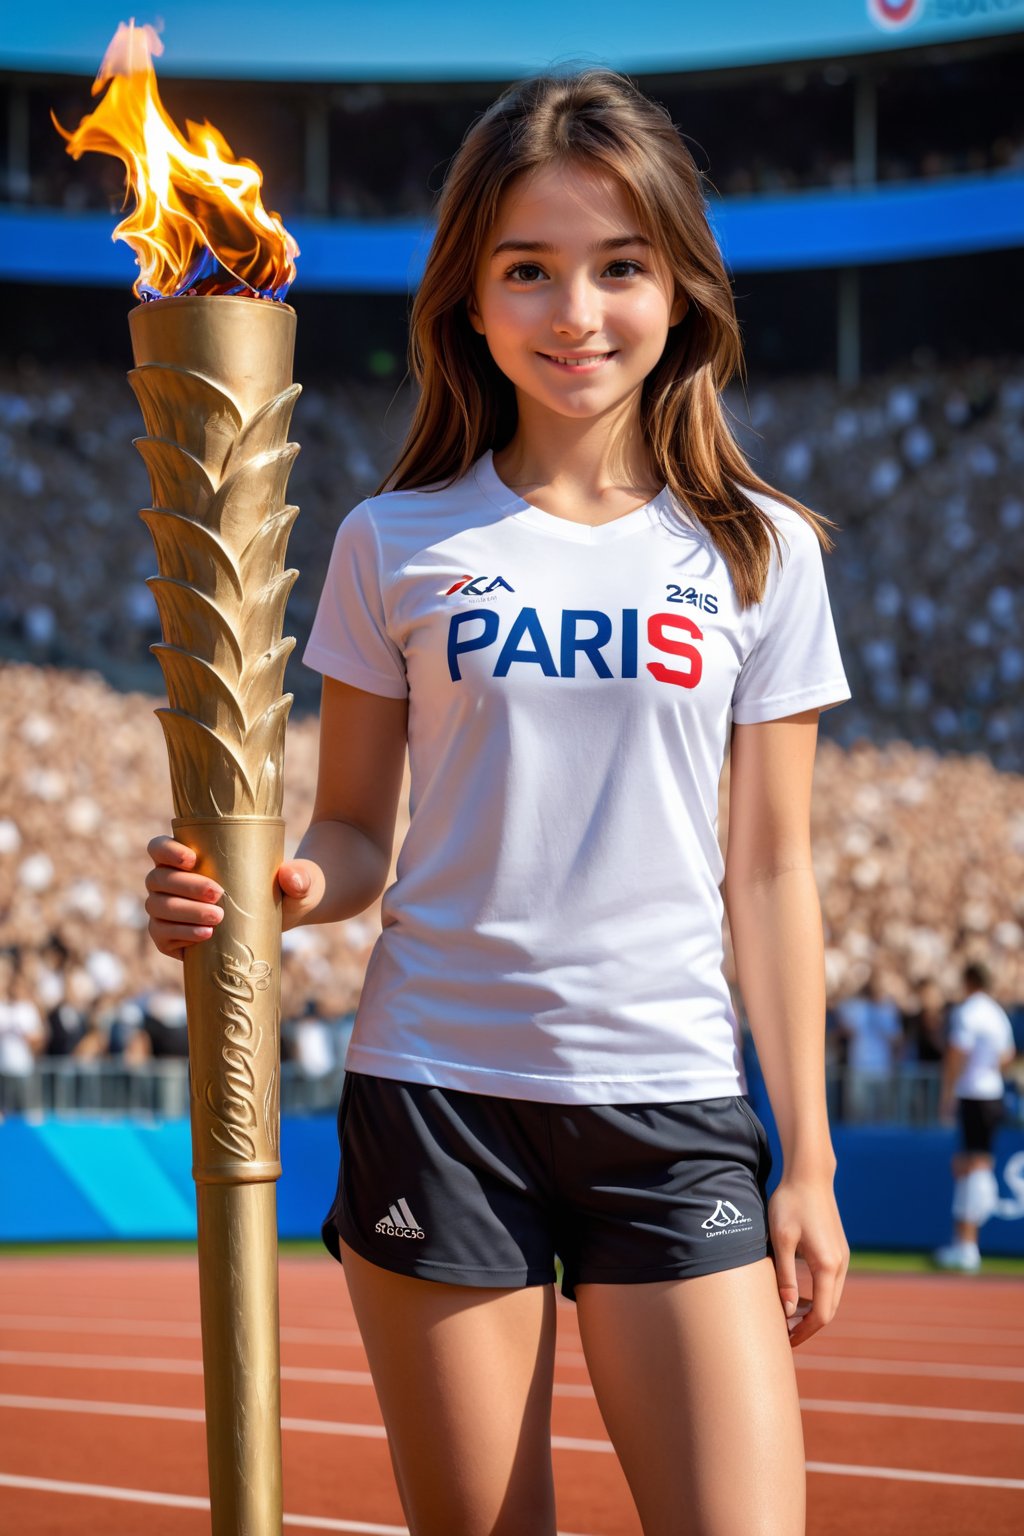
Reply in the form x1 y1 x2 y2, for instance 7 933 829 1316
948 1005 970 1052
731 508 852 725
301 501 408 698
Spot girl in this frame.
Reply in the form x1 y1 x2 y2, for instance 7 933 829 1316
146 67 851 1536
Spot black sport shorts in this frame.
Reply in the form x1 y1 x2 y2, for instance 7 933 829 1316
321 1071 775 1302
959 1095 1005 1154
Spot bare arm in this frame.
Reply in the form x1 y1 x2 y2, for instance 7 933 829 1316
723 706 849 1345
285 675 408 928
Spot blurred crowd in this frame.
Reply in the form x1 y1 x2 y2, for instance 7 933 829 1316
16 127 1024 217
712 131 1024 198
1 354 1021 766
731 358 1024 771
8 67 1023 219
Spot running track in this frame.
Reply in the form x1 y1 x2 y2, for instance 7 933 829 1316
0 1257 1022 1534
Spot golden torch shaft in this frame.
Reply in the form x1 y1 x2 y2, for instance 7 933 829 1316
129 295 301 1535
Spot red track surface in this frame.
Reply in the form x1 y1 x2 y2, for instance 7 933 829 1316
0 1256 1022 1534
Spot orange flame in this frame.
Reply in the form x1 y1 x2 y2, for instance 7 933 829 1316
52 20 298 300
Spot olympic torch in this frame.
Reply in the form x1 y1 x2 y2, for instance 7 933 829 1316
55 23 300 1533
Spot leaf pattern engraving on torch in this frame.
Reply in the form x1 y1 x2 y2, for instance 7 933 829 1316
129 356 301 819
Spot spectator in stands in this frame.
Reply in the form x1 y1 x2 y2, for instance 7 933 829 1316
833 975 903 1122
136 986 190 1059
282 995 341 1111
902 978 947 1066
44 964 94 1057
933 960 1017 1272
0 950 47 1111
898 977 949 1123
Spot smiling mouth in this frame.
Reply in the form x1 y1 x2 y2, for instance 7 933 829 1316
540 351 617 369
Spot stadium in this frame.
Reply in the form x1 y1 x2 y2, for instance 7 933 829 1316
1 2 1023 1532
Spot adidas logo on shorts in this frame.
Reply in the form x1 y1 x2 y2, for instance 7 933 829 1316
375 1197 426 1239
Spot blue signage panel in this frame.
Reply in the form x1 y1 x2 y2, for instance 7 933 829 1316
1 1114 1022 1252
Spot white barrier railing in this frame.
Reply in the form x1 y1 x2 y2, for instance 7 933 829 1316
0 1058 350 1120
2 1059 1018 1127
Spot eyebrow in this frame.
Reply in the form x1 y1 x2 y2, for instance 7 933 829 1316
491 234 652 258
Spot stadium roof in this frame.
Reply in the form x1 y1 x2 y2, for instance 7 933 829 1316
3 0 1023 81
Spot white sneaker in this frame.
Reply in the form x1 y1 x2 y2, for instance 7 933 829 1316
932 1242 981 1272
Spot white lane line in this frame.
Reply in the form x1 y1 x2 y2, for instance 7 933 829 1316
0 1314 584 1361
799 1398 1024 1426
4 1361 1021 1425
0 1393 611 1453
0 1393 206 1425
806 1462 1024 1491
4 1400 1019 1492
0 1349 596 1396
0 1350 371 1387
6 1392 1024 1451
0 1472 403 1533
0 1472 594 1535
795 1355 1024 1383
0 1314 362 1347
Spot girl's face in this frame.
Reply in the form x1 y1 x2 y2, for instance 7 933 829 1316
468 160 687 427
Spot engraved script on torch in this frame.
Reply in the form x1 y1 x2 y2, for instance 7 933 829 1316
202 940 275 1163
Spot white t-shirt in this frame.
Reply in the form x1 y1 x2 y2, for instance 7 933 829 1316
949 992 1016 1099
302 448 851 1104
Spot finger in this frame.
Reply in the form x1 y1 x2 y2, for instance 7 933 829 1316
770 1222 801 1322
787 1258 845 1348
148 917 216 957
144 865 223 903
145 893 225 929
147 835 199 869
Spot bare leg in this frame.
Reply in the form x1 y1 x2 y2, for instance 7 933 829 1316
338 1239 558 1536
576 1257 805 1536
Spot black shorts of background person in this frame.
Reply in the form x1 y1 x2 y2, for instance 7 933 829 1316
958 1095 1006 1157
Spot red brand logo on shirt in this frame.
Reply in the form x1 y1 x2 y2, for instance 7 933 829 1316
441 574 516 597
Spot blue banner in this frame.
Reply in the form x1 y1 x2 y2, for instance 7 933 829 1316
3 173 1023 292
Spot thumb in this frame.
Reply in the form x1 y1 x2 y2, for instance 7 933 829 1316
277 861 314 900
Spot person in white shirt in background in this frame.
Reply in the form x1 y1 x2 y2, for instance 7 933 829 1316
934 960 1017 1272
0 952 47 1115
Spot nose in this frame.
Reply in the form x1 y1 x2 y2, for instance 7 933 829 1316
551 272 601 338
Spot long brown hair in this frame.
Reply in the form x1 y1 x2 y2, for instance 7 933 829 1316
373 65 839 607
